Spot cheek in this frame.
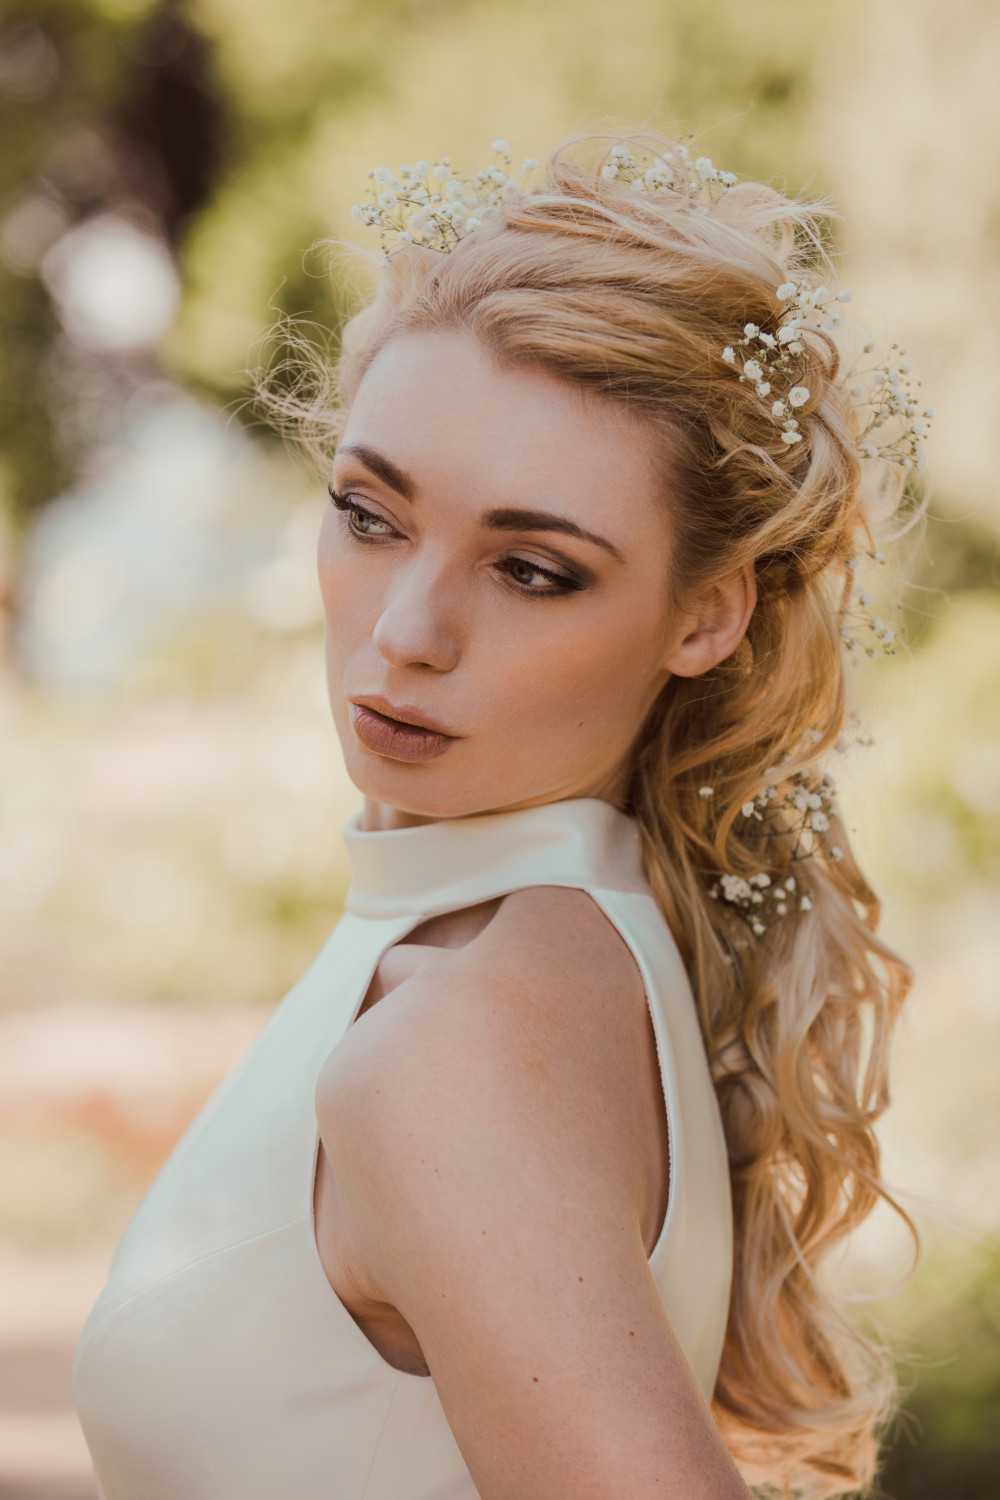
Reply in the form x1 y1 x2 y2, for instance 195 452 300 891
498 602 667 738
318 515 372 657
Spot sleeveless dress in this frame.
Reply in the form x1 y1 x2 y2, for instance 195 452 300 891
74 797 733 1500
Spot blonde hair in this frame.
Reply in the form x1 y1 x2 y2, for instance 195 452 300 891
268 130 917 1497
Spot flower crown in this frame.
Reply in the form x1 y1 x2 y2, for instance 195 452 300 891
351 138 932 479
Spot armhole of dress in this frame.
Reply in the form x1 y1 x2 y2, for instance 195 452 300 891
583 888 681 1269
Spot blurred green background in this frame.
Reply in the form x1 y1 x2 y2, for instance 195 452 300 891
0 0 998 1496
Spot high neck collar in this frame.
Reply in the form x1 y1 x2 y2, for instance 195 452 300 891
342 798 649 920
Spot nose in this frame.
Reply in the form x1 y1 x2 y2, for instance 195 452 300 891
371 559 462 673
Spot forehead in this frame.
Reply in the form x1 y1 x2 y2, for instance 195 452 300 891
340 330 668 537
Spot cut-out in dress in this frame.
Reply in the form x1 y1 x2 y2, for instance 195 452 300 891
74 798 733 1499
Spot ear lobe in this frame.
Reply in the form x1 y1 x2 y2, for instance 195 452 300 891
662 565 757 679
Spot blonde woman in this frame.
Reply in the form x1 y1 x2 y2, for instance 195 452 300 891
74 132 922 1499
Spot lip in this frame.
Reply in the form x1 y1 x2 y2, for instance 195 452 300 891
349 696 460 763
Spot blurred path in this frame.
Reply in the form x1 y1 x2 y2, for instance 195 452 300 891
0 1003 270 1497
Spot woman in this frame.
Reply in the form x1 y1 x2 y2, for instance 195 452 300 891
74 132 922 1499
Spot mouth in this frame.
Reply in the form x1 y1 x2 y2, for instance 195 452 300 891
348 696 460 764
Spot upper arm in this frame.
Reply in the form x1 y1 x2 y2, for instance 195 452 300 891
320 891 748 1500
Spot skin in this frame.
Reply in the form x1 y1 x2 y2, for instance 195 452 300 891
313 329 755 1498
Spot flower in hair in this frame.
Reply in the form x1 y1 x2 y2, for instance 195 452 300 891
349 134 741 263
722 281 932 469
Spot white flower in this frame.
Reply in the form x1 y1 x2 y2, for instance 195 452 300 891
377 191 398 209
373 166 393 184
445 178 465 201
923 406 935 418
830 846 844 861
787 341 804 355
776 323 799 344
350 204 364 221
776 902 788 916
699 785 714 799
757 331 777 349
492 139 511 154
722 346 737 365
799 895 813 911
781 429 803 444
836 289 852 302
396 230 413 245
601 163 619 180
741 801 755 818
788 385 810 407
810 811 830 833
465 216 481 232
751 872 771 888
777 281 797 300
812 285 830 302
412 160 429 179
695 156 718 180
743 358 763 381
771 399 787 417
826 310 845 330
862 444 880 460
751 920 766 936
756 382 771 397
744 322 760 338
521 156 538 171
432 163 451 180
720 171 738 186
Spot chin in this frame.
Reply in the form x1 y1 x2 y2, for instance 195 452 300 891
342 747 505 821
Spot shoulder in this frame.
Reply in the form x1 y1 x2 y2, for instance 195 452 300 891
320 884 650 1157
317 882 654 1252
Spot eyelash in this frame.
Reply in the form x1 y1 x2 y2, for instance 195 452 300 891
327 486 584 597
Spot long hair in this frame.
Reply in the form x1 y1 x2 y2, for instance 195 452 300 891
265 130 917 1497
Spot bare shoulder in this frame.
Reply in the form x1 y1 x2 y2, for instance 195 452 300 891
316 880 662 1312
318 884 653 1180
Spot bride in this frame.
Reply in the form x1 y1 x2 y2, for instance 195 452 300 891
74 131 923 1499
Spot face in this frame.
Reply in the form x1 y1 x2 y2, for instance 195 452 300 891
318 330 739 828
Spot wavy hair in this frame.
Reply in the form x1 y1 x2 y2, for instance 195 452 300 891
264 130 918 1497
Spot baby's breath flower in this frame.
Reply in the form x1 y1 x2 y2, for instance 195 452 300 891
777 281 797 300
743 358 763 382
722 346 736 365
788 386 810 408
744 322 760 338
491 139 511 154
372 166 393 184
699 785 714 799
521 156 539 170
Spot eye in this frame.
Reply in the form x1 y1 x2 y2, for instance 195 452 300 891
499 556 583 595
328 486 396 538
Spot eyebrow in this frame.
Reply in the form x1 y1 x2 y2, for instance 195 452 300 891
483 508 625 562
337 444 624 562
337 444 416 501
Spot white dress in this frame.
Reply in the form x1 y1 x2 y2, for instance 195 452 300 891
74 797 733 1499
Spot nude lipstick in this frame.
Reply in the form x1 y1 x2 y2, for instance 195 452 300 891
349 699 458 763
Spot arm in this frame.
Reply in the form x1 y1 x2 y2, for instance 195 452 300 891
320 891 751 1500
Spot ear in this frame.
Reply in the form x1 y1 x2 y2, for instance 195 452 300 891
662 564 757 678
